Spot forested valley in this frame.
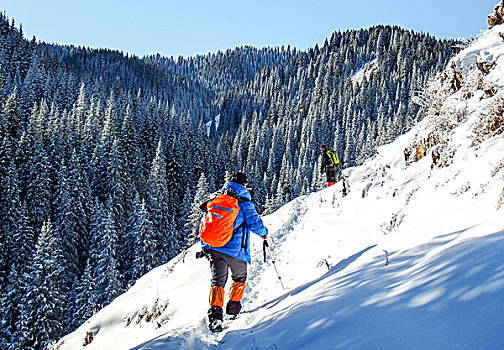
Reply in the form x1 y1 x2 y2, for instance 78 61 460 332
0 13 458 349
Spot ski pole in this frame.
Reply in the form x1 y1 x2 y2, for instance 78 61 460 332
263 239 268 262
263 240 286 290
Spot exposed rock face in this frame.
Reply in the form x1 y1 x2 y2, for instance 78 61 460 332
489 0 504 28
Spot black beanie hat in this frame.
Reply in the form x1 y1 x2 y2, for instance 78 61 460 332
229 171 247 185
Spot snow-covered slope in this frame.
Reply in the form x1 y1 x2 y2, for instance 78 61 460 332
56 25 504 350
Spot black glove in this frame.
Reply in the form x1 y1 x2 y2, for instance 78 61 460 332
196 251 209 260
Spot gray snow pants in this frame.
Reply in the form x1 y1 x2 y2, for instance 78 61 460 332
206 249 247 287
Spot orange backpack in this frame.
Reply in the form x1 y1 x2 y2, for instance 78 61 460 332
199 193 241 247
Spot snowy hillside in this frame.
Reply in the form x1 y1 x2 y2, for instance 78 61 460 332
56 25 504 350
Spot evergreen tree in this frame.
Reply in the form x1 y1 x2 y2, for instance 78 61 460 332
21 101 53 232
145 139 174 261
1 87 22 142
0 160 21 282
131 197 160 280
184 173 209 246
71 258 97 329
54 151 90 285
94 211 123 308
15 220 67 350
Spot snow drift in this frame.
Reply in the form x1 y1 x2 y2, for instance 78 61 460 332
56 23 504 350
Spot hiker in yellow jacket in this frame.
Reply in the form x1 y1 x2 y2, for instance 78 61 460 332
320 144 341 187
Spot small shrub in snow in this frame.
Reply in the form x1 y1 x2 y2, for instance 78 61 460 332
434 102 468 135
484 86 498 97
497 184 504 209
451 182 471 196
46 342 61 350
405 187 419 205
83 330 94 346
474 93 504 143
490 158 504 177
316 259 331 270
465 69 484 90
413 74 451 117
332 192 339 207
150 298 169 322
383 250 390 266
476 60 496 75
438 148 457 168
381 212 405 234
487 112 504 135
124 299 169 328
136 306 148 324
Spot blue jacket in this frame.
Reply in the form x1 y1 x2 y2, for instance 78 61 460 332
201 182 268 263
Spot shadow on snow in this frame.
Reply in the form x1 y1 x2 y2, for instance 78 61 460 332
134 230 504 349
217 230 504 349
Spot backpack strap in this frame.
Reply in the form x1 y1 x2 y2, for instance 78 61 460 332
225 189 250 251
234 221 246 234
233 221 248 252
325 150 334 167
224 188 250 204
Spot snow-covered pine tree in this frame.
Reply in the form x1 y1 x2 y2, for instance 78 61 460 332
21 101 53 233
0 160 22 280
184 173 209 246
131 197 159 280
15 220 67 350
71 257 97 329
145 139 174 261
94 211 123 308
54 151 90 285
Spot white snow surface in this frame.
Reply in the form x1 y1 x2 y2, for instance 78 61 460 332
57 26 504 350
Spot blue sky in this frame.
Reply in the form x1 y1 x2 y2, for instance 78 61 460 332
1 0 499 58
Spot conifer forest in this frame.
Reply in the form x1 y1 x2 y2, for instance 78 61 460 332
0 13 459 349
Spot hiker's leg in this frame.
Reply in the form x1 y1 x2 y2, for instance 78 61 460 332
327 169 337 183
207 250 229 321
208 250 229 288
224 255 247 315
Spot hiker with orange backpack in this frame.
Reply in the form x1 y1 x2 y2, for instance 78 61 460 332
198 172 268 332
320 144 341 187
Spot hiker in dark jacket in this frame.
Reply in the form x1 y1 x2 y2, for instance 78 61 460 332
199 172 268 332
320 144 341 187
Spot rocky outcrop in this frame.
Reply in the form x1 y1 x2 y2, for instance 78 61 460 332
489 0 504 28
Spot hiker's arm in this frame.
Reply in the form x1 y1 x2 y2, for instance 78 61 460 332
241 201 268 237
